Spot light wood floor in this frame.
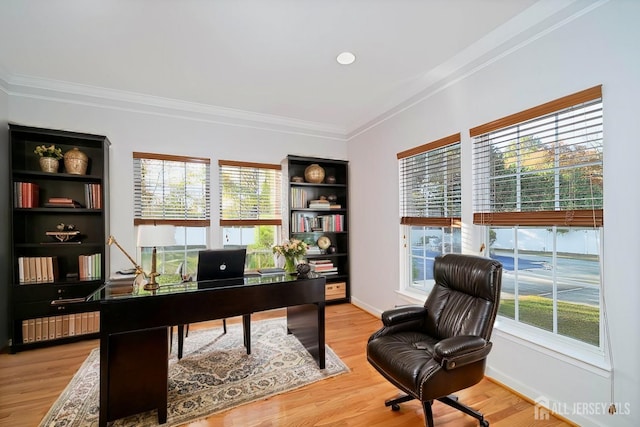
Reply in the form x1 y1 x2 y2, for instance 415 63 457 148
0 304 572 427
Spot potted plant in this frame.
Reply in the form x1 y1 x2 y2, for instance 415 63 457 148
34 144 63 172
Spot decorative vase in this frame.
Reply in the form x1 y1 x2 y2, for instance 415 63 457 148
39 156 59 173
304 164 325 183
64 147 88 175
284 256 298 274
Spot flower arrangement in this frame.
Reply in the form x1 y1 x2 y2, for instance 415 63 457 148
34 144 63 160
273 238 308 258
273 238 308 273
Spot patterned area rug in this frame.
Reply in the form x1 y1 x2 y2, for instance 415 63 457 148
39 317 349 426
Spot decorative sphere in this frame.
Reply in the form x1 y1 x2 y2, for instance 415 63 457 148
304 164 325 183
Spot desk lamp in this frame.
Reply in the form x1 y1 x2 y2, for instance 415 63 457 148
136 224 176 290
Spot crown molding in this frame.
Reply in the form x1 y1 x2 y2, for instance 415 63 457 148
1 0 607 142
346 0 609 140
3 72 348 141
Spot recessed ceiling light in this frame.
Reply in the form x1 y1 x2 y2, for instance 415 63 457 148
336 51 356 65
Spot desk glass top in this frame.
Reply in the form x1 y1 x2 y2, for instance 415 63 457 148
87 273 322 302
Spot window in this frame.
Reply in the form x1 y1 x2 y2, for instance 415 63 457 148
471 86 603 347
219 160 282 270
133 152 210 281
398 133 462 293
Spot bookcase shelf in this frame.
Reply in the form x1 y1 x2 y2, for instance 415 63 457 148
8 124 110 352
285 155 350 303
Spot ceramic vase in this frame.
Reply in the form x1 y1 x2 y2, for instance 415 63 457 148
39 157 59 173
64 147 88 175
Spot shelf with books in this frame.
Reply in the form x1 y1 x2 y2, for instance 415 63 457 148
286 155 349 304
8 124 110 353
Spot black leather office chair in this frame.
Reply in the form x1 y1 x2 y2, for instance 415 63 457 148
367 254 502 427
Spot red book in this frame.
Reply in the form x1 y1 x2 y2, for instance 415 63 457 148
48 197 74 204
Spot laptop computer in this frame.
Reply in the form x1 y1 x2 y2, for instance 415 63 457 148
196 248 246 281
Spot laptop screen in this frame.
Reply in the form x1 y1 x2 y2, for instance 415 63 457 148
196 248 246 281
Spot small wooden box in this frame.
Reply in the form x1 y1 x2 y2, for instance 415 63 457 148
325 282 346 300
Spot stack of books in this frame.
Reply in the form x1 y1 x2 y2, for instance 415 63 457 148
308 199 330 209
309 259 338 275
306 245 322 255
45 197 82 208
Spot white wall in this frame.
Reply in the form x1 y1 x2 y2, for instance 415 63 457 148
7 98 348 272
348 1 639 426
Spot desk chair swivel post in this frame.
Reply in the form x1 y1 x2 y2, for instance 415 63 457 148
367 254 502 427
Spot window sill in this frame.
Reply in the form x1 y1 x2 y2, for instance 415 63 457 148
494 317 611 377
396 288 429 305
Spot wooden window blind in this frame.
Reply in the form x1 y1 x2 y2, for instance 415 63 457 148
133 152 211 226
398 133 461 227
218 160 282 226
471 86 603 227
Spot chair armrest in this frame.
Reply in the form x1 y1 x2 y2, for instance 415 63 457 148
368 305 427 342
433 335 492 370
381 305 426 327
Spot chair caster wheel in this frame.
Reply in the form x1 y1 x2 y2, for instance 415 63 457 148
391 404 400 411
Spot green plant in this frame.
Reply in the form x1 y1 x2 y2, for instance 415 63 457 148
34 144 63 160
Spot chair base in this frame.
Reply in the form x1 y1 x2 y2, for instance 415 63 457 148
385 394 489 427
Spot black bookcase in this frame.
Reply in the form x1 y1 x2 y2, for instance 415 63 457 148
8 124 110 352
286 155 349 303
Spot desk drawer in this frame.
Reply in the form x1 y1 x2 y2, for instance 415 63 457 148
325 282 346 300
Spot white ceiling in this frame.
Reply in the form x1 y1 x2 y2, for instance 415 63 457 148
0 0 602 139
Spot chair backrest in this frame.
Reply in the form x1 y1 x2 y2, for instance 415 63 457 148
423 254 502 341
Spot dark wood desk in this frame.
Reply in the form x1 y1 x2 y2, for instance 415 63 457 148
88 274 326 426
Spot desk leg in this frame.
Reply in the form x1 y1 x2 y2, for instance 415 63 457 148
100 327 168 425
287 303 325 369
243 314 251 354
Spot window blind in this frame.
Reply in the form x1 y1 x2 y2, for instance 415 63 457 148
219 160 282 226
133 152 211 226
398 133 461 227
471 86 603 226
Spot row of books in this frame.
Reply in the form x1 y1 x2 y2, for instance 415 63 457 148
309 259 338 275
18 256 59 283
14 182 39 208
13 182 101 209
291 187 309 209
79 253 102 280
85 183 102 209
21 311 100 344
291 213 345 232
